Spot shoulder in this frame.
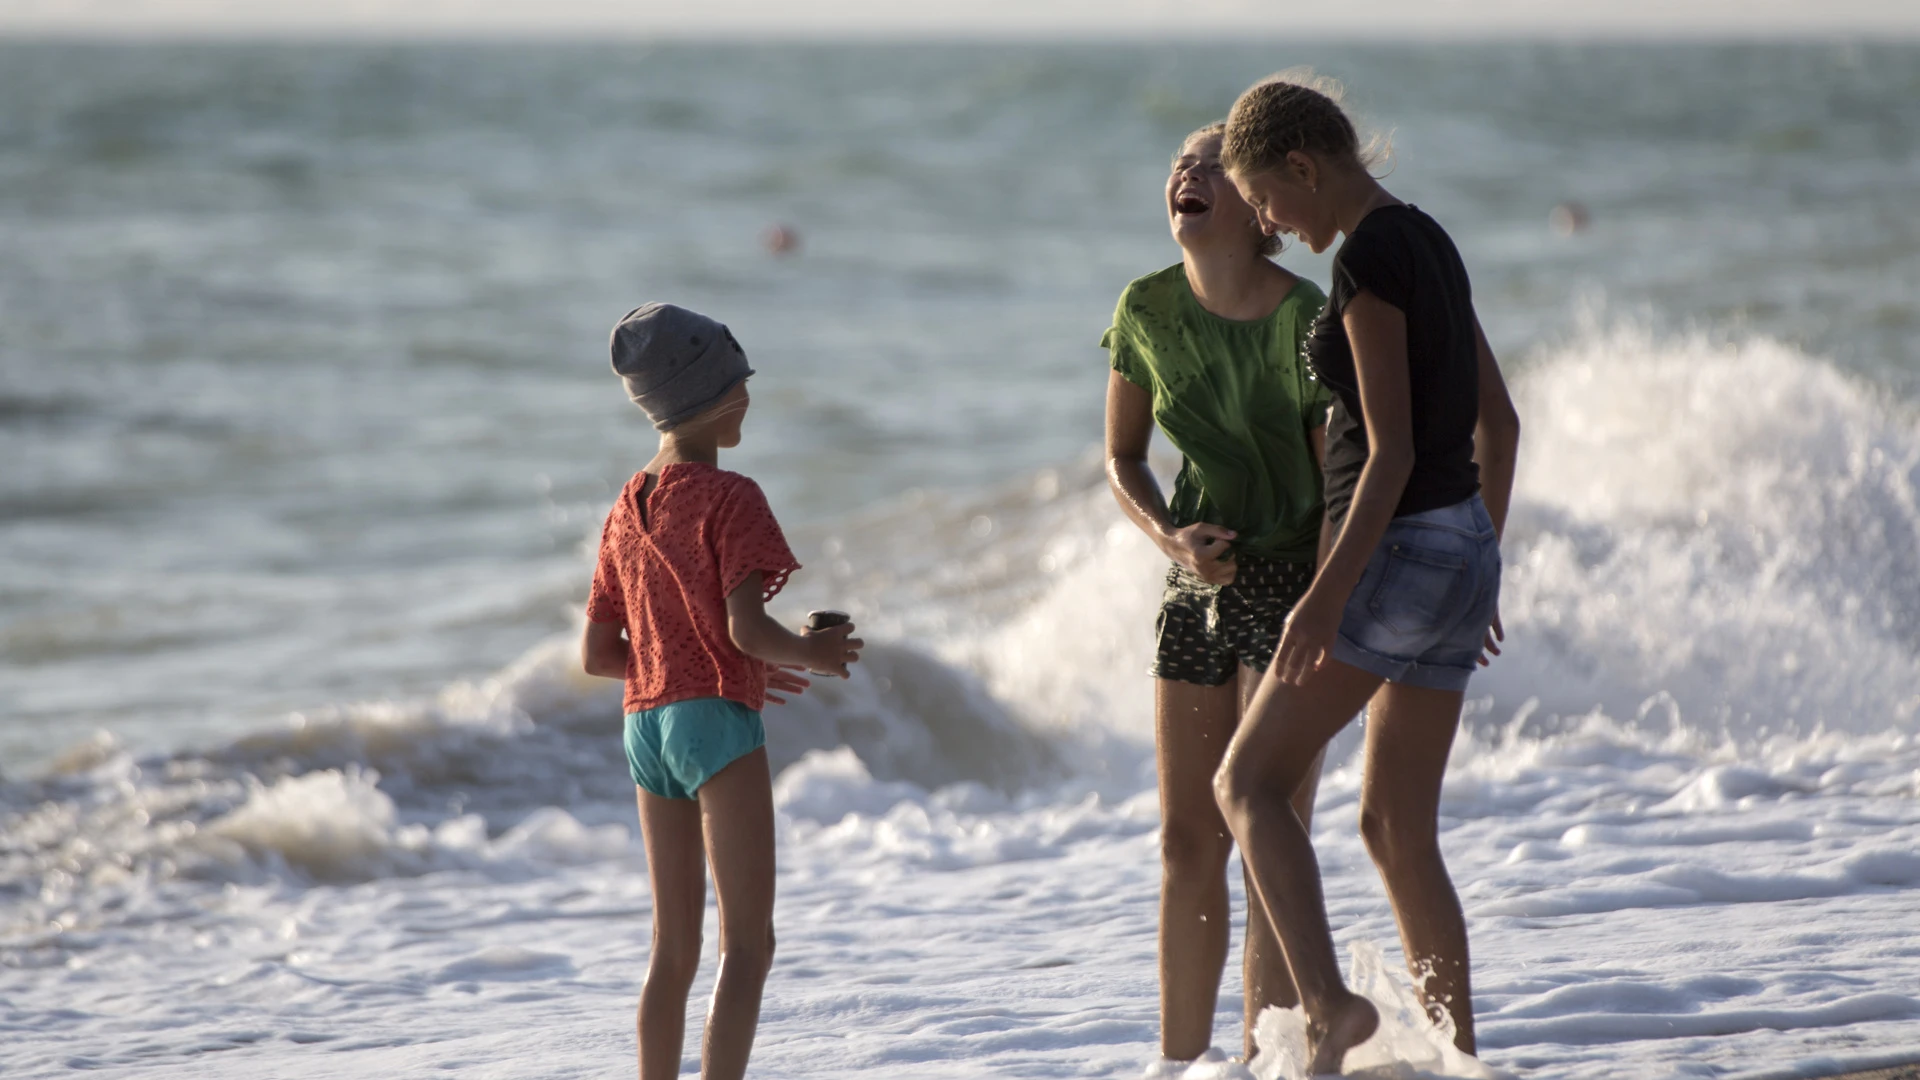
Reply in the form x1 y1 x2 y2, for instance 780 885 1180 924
1114 264 1190 320
1331 207 1423 298
1407 205 1468 265
1334 216 1395 268
710 466 760 491
1283 275 1328 312
709 468 775 513
1405 204 1453 238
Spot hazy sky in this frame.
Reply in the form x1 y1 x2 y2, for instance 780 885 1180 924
5 0 1918 37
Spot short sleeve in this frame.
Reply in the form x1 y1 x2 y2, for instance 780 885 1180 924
714 478 802 603
586 502 627 624
1101 292 1150 389
1330 226 1412 314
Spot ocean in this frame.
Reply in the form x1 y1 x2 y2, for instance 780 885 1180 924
2 39 1919 1079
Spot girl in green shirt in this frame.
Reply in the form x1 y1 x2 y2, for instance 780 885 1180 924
1102 121 1332 1070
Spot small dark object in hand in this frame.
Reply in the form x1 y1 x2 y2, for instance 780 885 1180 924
805 610 851 632
803 610 853 676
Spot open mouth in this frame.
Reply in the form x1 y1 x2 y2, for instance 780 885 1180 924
1173 189 1210 216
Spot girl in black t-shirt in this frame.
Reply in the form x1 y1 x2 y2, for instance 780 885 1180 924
1209 73 1523 1075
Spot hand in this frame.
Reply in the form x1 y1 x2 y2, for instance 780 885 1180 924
1163 523 1238 585
764 663 812 705
1272 587 1343 686
1477 607 1505 668
801 621 863 679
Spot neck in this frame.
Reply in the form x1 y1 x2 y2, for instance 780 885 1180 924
647 432 719 471
1328 167 1399 238
1181 243 1274 320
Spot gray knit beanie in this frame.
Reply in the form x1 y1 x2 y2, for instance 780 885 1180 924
608 303 756 432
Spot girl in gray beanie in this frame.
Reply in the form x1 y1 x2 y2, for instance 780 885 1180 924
582 302 862 1080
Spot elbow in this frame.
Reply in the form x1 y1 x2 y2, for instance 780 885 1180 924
727 617 761 660
1371 441 1417 486
581 623 626 679
1105 451 1151 504
1494 398 1521 441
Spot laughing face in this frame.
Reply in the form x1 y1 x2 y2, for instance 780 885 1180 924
1230 157 1332 254
1167 131 1265 255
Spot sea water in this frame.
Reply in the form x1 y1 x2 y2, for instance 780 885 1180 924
2 41 1919 1079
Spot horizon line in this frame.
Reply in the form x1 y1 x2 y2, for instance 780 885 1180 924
3 26 1918 43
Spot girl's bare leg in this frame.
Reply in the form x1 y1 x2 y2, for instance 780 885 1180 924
1235 665 1323 1060
1215 659 1382 1076
1154 676 1240 1060
1359 683 1475 1054
637 789 706 1080
696 747 777 1080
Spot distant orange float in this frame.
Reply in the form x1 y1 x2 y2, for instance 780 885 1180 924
763 224 801 256
1549 202 1591 237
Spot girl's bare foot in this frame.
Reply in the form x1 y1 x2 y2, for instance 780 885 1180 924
1307 994 1378 1076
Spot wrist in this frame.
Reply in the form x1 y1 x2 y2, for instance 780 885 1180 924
1301 573 1345 606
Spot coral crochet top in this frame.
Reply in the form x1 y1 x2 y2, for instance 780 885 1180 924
587 462 801 715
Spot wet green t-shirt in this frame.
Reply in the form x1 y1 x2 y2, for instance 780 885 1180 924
1101 264 1332 564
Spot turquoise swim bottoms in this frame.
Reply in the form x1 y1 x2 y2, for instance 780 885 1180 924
623 697 765 801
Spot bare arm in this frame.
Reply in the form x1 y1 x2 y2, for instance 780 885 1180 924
1470 316 1520 666
1104 370 1237 585
1312 292 1415 601
1470 316 1520 540
725 572 863 678
1273 290 1416 684
581 620 628 679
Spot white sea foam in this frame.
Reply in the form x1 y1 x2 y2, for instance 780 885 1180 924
1248 942 1507 1080
1485 325 1920 737
6 331 1920 1078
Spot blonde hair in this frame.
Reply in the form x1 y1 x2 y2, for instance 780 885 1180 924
1176 121 1282 258
1221 69 1390 179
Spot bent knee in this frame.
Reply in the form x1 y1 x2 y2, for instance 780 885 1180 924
1212 757 1262 816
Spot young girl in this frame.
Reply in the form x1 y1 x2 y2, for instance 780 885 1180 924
1211 75 1520 1075
581 302 863 1080
1102 122 1333 1069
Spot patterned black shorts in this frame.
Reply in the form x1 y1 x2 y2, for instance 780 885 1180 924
1150 555 1315 687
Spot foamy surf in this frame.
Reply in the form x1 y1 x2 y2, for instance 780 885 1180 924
7 330 1920 1079
1488 324 1920 737
1246 943 1509 1080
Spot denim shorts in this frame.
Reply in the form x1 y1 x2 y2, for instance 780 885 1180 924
624 697 765 801
1328 494 1501 693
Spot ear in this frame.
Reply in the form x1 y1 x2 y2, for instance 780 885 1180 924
1286 149 1317 190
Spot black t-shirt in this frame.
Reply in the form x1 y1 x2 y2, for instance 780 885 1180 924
1307 203 1481 529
